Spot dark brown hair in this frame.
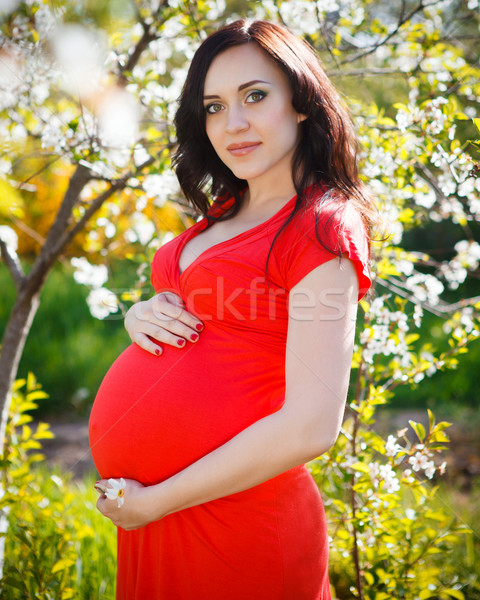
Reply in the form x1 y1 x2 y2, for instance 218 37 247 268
173 19 376 255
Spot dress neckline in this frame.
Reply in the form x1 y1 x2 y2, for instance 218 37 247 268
177 192 298 281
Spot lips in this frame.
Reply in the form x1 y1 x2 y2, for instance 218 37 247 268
226 142 261 156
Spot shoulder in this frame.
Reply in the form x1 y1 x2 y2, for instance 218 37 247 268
271 186 371 299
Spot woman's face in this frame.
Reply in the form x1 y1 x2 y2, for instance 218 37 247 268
203 43 305 187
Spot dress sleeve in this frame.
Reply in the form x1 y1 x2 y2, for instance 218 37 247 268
273 200 372 301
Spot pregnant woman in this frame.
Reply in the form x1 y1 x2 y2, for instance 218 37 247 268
89 19 374 600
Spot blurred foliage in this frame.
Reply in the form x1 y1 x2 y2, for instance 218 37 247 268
0 375 116 599
0 264 131 415
312 406 475 599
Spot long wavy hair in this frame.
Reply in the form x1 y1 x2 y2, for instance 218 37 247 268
173 19 376 259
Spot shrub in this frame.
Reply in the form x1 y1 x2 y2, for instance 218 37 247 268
0 375 116 599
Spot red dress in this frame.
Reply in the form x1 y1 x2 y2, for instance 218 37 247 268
89 187 371 600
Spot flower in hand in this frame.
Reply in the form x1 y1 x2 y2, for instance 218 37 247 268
97 478 126 507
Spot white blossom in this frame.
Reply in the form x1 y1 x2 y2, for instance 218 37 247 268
97 87 139 150
385 435 402 457
96 217 116 239
379 464 401 493
409 451 431 472
126 212 155 246
278 0 322 35
396 108 413 132
71 257 108 288
103 477 126 507
51 24 107 97
424 461 436 479
143 171 180 206
405 273 444 305
0 225 18 253
413 305 423 328
86 287 119 320
134 145 151 167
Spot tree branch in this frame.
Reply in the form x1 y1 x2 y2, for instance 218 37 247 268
0 239 25 290
377 277 480 316
25 163 91 292
52 154 157 256
117 19 158 84
340 0 442 65
328 68 407 78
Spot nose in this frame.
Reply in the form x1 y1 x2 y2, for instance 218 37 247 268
225 104 249 134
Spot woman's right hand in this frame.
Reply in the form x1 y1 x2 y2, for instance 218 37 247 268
125 292 204 356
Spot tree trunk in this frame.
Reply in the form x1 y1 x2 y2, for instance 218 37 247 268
0 163 92 455
0 286 42 455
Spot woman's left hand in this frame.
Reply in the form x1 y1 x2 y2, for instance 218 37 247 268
95 478 162 531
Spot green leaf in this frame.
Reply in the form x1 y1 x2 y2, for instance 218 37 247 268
428 408 435 431
442 589 465 600
409 420 425 442
27 390 49 401
473 118 480 134
51 557 75 574
351 462 371 474
364 571 375 586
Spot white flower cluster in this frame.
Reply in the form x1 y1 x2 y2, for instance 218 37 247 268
405 272 444 305
423 97 449 135
438 240 480 290
420 53 465 92
360 296 412 366
371 189 404 244
70 257 118 320
125 212 155 246
443 306 477 339
204 0 226 21
369 461 401 493
412 350 438 384
408 449 437 479
385 434 403 457
142 171 180 207
396 96 449 137
362 146 396 179
276 0 322 35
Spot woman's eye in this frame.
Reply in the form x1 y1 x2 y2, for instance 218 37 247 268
206 103 223 114
246 91 266 103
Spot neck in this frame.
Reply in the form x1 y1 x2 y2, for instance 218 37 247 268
242 173 297 216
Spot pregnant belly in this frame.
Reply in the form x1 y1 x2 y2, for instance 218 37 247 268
89 340 283 485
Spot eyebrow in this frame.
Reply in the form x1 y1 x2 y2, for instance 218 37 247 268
203 79 271 100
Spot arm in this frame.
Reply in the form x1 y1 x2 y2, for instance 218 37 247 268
97 258 359 529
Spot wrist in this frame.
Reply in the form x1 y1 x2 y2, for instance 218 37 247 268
144 481 171 522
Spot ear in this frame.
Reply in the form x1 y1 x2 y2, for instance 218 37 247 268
297 113 308 124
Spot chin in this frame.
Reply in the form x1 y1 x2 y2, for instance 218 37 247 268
228 165 265 181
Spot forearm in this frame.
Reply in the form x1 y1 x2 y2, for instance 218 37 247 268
147 402 338 521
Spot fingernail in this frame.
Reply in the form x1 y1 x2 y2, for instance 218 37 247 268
196 323 204 331
177 339 186 347
155 348 161 356
190 333 199 341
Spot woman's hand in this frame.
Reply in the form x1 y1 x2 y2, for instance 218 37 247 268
95 478 164 530
125 292 204 355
